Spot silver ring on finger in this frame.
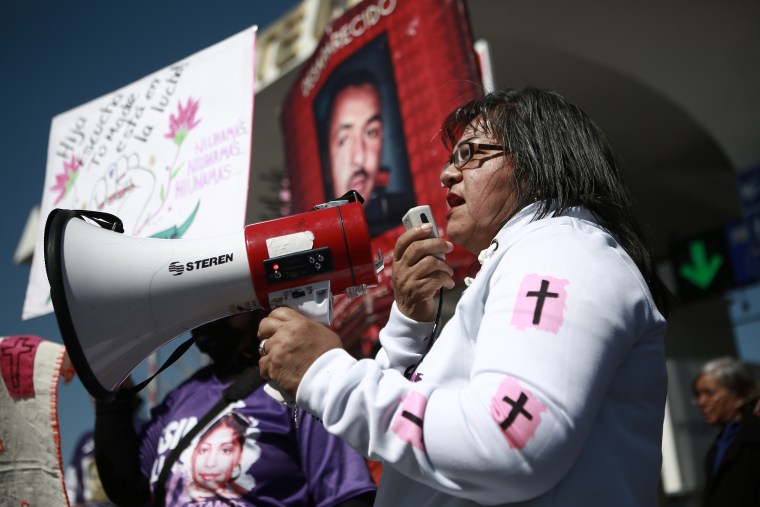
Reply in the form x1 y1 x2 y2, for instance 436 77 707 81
258 339 268 357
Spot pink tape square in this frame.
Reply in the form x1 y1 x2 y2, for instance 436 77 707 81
391 390 428 451
511 274 568 333
490 377 546 449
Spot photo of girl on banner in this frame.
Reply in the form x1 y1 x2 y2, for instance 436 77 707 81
279 0 482 357
313 34 416 238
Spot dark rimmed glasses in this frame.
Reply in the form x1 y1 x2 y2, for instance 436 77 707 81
444 141 510 171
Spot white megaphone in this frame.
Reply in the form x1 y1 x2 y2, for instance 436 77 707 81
44 192 381 402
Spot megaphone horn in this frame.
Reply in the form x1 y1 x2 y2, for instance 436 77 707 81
44 193 379 401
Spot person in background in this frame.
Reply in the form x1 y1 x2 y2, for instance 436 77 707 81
256 87 670 506
65 395 144 506
94 311 376 506
65 429 117 507
692 356 760 507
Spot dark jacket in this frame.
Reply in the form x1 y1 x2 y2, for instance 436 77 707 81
702 396 760 507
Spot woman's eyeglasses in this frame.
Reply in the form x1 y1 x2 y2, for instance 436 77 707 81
444 141 509 171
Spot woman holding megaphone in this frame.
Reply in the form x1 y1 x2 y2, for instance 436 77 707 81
256 87 671 507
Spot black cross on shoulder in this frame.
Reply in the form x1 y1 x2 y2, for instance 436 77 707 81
525 279 559 325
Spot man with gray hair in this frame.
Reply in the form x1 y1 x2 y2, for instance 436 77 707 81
692 356 760 507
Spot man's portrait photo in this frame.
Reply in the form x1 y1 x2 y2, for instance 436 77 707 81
313 33 416 238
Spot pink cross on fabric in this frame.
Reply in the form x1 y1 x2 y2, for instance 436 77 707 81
0 335 44 399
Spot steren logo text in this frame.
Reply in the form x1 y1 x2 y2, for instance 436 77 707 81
168 254 233 276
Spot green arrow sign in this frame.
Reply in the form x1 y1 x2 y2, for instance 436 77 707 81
679 239 723 289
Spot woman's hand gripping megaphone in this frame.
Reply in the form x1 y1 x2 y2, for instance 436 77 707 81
256 306 343 405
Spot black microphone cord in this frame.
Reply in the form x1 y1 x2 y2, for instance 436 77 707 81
426 288 445 352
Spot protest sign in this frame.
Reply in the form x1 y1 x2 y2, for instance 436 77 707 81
24 27 257 320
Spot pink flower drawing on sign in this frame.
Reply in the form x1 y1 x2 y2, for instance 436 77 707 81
165 97 201 146
50 156 81 205
136 97 202 236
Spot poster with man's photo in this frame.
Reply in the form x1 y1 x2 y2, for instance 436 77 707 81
280 0 482 356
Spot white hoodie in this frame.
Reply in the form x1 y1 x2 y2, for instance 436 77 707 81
297 203 667 506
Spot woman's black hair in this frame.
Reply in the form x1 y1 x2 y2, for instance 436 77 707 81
441 87 669 315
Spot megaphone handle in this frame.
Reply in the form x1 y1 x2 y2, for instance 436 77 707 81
264 382 296 408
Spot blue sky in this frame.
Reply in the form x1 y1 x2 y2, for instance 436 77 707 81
0 0 298 470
